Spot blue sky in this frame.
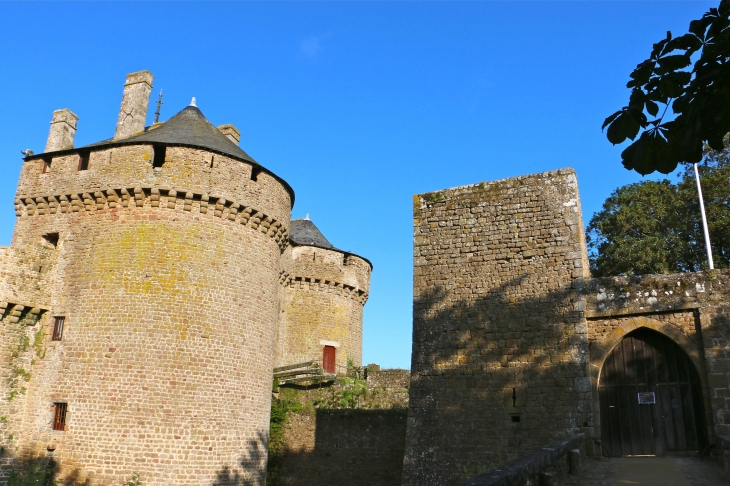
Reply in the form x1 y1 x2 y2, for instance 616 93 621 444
0 1 715 369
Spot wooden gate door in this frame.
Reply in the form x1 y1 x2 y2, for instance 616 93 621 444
323 345 336 374
599 328 707 456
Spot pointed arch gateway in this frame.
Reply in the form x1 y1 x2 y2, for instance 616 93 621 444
599 328 708 456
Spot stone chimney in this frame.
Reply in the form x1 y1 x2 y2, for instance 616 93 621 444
218 124 240 145
114 70 154 140
45 109 79 152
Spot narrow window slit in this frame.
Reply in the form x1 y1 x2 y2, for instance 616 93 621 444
152 144 166 169
52 316 65 341
77 151 90 171
250 166 262 181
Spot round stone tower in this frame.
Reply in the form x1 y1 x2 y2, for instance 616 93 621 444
276 218 371 374
6 71 292 485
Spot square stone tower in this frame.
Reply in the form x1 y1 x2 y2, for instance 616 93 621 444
402 168 592 485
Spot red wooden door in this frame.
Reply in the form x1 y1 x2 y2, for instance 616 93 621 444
323 345 336 374
599 328 707 457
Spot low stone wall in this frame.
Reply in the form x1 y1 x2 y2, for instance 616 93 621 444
366 369 410 389
460 434 585 486
271 409 408 486
717 434 730 481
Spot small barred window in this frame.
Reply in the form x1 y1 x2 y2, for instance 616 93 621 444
52 402 67 431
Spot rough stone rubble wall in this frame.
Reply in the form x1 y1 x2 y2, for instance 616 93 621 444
277 245 370 371
1 143 292 486
403 168 592 486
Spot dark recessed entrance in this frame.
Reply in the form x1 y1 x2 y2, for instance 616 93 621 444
599 328 707 456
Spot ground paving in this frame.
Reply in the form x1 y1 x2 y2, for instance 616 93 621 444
564 456 727 485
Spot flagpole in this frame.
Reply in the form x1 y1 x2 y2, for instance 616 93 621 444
694 162 714 270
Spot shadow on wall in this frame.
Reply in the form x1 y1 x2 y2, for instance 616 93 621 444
404 275 593 486
0 431 269 486
0 453 90 486
212 431 268 486
405 270 718 486
268 408 408 486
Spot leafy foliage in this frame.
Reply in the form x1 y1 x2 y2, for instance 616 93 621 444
604 0 730 175
120 473 141 486
7 460 59 486
588 140 730 275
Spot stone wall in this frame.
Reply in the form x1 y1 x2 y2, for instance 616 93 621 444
404 166 730 485
270 380 409 486
1 143 292 485
584 270 730 445
403 169 592 486
366 369 411 389
272 409 407 486
460 434 585 486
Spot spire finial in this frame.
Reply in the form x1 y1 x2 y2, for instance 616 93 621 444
190 97 197 107
304 213 310 220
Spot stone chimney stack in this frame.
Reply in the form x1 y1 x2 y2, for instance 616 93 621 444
45 109 79 152
218 124 240 145
114 70 154 140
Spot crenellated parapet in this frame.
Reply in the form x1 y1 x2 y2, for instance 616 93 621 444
288 275 368 305
290 245 371 297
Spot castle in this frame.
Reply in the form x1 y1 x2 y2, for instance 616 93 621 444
5 69 730 486
0 71 370 485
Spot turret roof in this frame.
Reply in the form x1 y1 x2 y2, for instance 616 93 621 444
83 105 258 165
289 218 373 269
290 218 335 249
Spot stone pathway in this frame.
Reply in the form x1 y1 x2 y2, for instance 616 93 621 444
564 456 727 485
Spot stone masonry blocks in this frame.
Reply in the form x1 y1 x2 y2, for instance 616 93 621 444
403 169 592 486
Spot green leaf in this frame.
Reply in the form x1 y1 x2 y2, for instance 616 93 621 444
689 16 714 39
602 111 622 130
656 54 691 74
628 60 656 87
650 33 672 59
629 88 646 111
607 114 629 144
646 100 659 117
666 33 703 53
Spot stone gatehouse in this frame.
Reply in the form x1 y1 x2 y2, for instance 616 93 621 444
403 168 730 485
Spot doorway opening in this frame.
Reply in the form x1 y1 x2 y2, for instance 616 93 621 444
323 345 336 374
599 328 707 456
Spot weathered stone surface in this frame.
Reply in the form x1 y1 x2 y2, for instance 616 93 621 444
0 72 371 486
275 243 371 371
459 435 584 486
114 70 154 140
45 109 78 153
404 167 730 485
404 169 592 486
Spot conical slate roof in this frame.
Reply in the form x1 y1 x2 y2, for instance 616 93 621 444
289 218 335 249
289 218 373 269
84 105 258 165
